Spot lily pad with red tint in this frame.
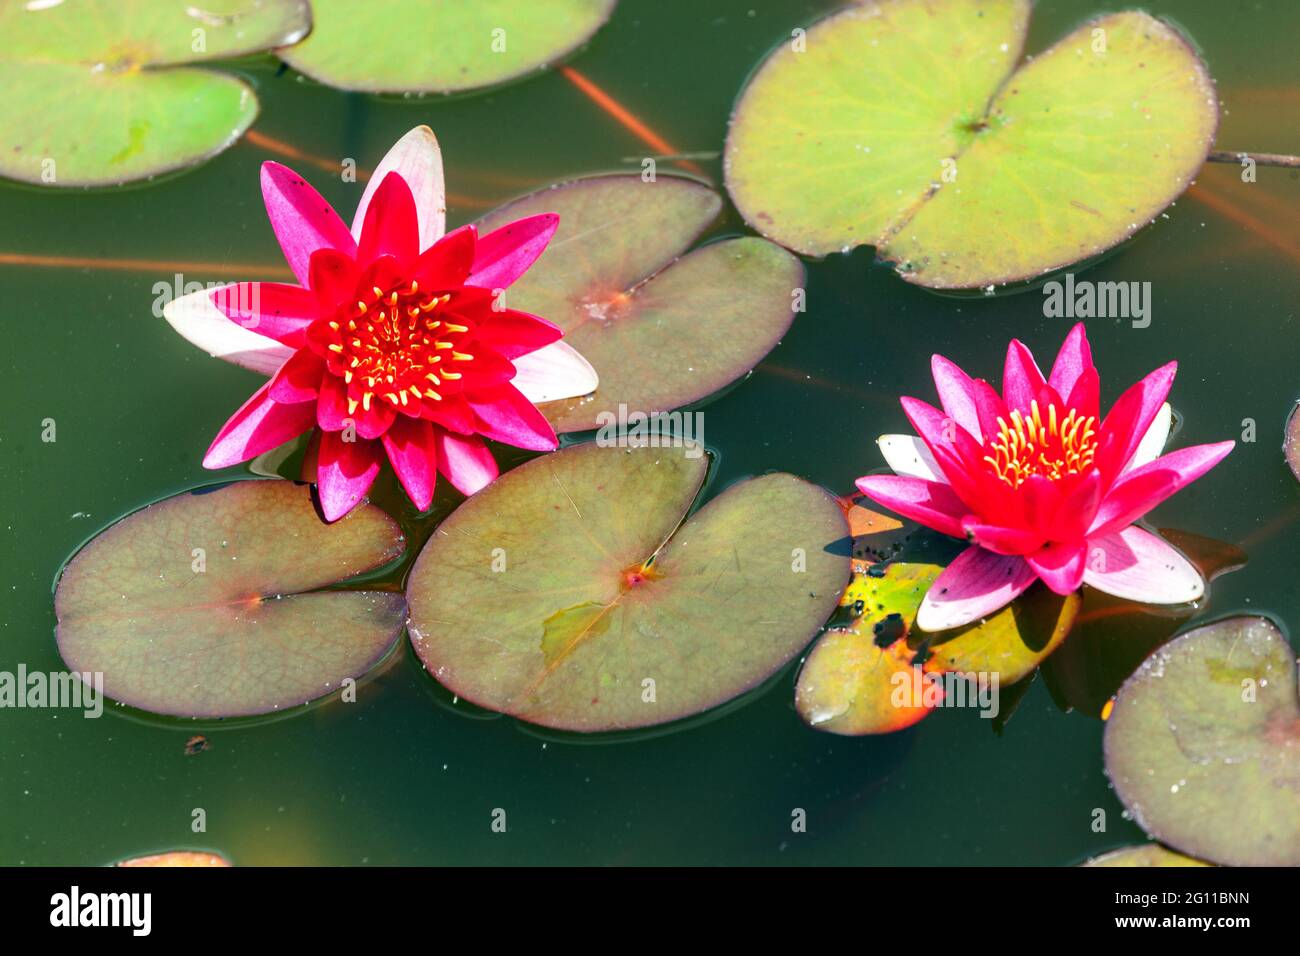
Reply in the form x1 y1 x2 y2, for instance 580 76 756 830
277 0 616 94
473 175 804 433
116 851 232 867
54 481 406 718
0 0 310 187
1286 402 1300 482
1104 616 1300 866
725 0 1218 289
406 441 849 731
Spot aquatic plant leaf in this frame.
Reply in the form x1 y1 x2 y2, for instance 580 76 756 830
474 175 802 432
1286 402 1300 483
795 561 1076 735
277 0 616 94
54 481 406 718
406 441 849 731
1104 616 1300 866
0 0 309 187
116 851 232 867
1080 845 1209 867
725 1 1218 288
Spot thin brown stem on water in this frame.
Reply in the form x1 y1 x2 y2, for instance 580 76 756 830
1207 150 1300 168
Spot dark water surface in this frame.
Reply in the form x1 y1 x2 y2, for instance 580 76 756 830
2 0 1298 865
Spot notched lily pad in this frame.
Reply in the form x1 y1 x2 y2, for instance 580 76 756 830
54 481 406 718
277 0 616 94
725 0 1218 288
1104 616 1300 866
406 441 850 731
796 559 1077 735
0 0 310 187
475 175 803 432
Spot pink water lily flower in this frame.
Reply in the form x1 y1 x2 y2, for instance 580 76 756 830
164 126 597 520
856 324 1233 632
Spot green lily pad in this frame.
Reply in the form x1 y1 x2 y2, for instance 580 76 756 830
1285 402 1300 483
0 0 309 187
54 481 407 718
406 441 849 731
795 561 1077 735
1080 845 1209 867
724 1 1218 288
277 0 616 94
475 175 803 432
1104 616 1300 867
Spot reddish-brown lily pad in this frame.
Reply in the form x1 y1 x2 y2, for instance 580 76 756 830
474 175 803 432
54 481 406 718
1285 402 1300 483
406 441 849 731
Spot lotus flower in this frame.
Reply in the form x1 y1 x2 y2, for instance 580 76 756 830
165 126 597 520
856 324 1233 631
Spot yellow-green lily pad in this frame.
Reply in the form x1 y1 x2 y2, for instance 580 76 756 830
1104 616 1300 867
475 175 803 433
725 0 1218 288
1080 845 1210 867
54 481 406 718
277 0 616 94
0 0 309 187
406 441 850 731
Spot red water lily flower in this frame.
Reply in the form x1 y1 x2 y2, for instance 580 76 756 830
165 127 597 520
856 324 1233 631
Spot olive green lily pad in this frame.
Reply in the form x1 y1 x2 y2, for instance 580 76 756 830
1080 845 1209 867
725 0 1218 288
1285 402 1300 483
54 481 406 718
475 175 803 432
406 441 849 731
0 0 309 187
795 561 1077 735
277 0 616 94
1104 616 1300 866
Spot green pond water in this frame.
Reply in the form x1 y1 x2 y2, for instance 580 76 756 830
2 0 1298 865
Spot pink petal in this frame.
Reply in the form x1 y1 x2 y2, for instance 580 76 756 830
1082 526 1204 604
960 518 1044 556
511 341 599 404
1025 541 1088 595
1095 361 1176 478
435 429 499 496
210 282 319 348
308 249 361 312
1047 323 1094 401
1090 440 1234 537
381 416 437 511
469 385 558 452
203 382 315 469
351 126 446 251
269 349 324 403
316 431 382 522
467 214 560 291
316 375 351 431
1065 365 1100 420
1002 339 1046 413
854 475 968 539
916 546 1037 632
930 354 983 441
356 171 419 268
261 162 357 287
411 224 477 289
877 434 945 483
1121 402 1172 474
163 285 292 376
475 308 563 359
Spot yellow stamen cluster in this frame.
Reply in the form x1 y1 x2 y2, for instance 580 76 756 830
982 400 1097 488
323 281 475 413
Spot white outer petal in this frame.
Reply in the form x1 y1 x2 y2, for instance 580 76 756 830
512 341 599 404
877 434 946 483
351 126 446 251
162 285 290 376
1122 402 1172 474
1082 526 1204 604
